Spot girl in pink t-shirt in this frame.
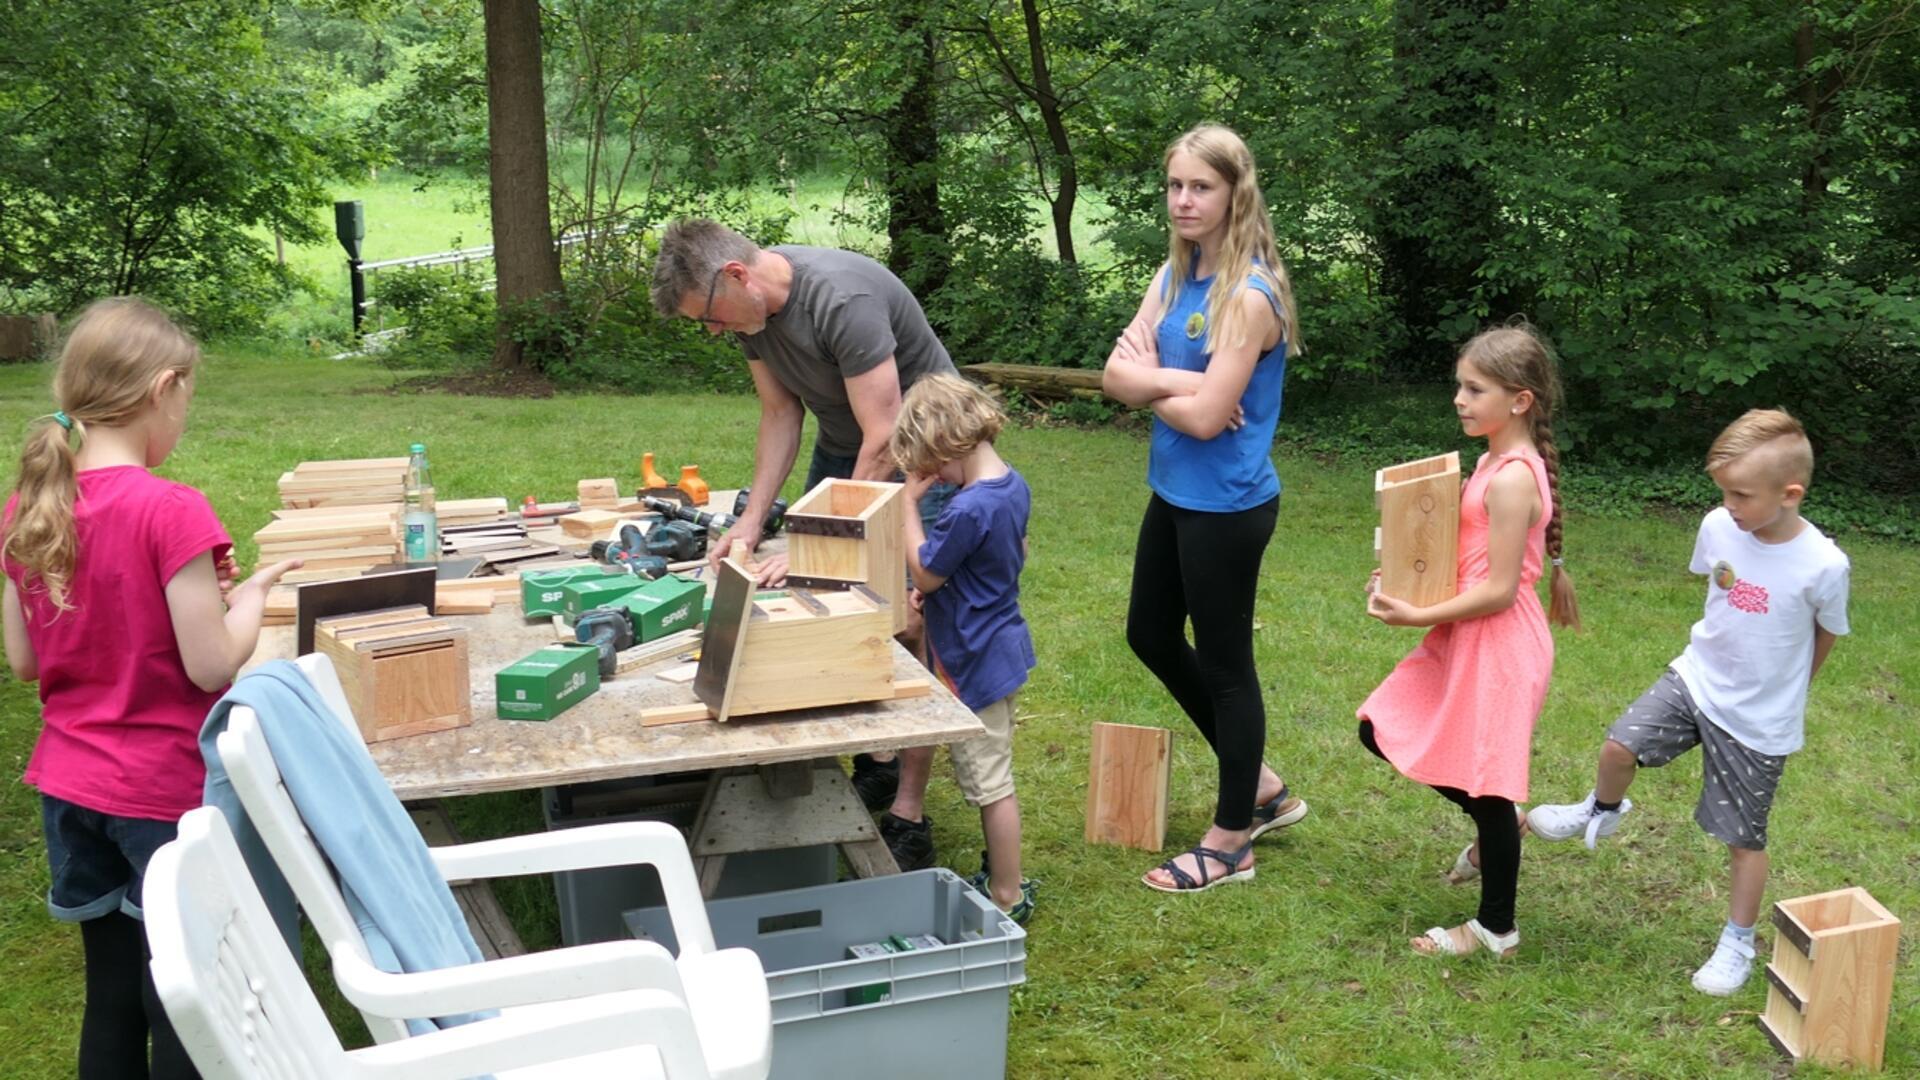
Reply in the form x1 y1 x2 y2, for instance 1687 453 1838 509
1356 325 1582 961
2 298 298 1078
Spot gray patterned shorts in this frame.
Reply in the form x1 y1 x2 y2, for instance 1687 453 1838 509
1605 668 1785 851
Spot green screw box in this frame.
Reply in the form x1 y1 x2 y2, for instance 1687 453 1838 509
614 575 706 642
560 574 651 621
522 567 621 619
495 645 600 721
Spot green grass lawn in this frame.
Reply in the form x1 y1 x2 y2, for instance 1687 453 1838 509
0 349 1914 1077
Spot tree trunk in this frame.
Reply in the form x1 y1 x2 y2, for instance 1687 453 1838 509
1020 0 1077 264
1794 12 1842 205
881 2 949 304
483 0 565 373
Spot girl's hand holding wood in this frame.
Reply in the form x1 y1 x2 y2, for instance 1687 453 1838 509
1367 588 1428 627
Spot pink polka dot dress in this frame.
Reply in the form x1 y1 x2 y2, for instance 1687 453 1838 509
1358 449 1555 802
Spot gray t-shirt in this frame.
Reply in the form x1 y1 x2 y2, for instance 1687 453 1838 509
740 246 955 457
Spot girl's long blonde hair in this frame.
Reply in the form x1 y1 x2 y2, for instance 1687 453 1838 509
1459 324 1581 630
1162 124 1302 357
2 299 200 611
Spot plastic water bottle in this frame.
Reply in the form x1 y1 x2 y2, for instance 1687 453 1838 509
402 442 439 563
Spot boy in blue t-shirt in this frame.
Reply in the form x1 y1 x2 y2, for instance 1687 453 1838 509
889 374 1038 923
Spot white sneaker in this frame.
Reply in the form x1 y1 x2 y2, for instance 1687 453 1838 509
1691 933 1756 996
1526 792 1632 849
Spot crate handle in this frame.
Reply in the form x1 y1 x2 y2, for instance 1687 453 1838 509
758 909 824 935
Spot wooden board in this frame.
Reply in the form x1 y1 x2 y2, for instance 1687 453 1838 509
692 559 758 722
1375 451 1459 607
294 566 438 654
559 509 623 539
1084 722 1172 852
246 605 983 800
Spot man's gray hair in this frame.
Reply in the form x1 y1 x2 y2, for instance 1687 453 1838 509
650 219 762 317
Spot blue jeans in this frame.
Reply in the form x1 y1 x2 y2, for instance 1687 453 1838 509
41 795 180 922
803 443 955 530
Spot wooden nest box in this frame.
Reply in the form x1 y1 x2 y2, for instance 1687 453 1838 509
1375 451 1460 606
691 560 897 723
1761 886 1901 1071
782 478 908 635
314 605 471 743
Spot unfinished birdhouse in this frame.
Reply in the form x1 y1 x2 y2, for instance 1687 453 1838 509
1375 451 1460 606
783 478 908 635
687 559 897 723
314 605 471 743
1761 886 1901 1071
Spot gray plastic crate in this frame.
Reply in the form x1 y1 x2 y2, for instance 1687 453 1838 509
624 868 1026 1080
542 777 838 945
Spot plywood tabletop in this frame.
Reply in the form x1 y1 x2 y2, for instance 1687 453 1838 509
250 600 982 800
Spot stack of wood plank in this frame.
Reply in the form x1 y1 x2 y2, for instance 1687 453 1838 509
253 506 401 584
277 458 409 509
438 497 511 527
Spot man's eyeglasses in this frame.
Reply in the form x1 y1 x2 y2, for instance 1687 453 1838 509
696 266 726 327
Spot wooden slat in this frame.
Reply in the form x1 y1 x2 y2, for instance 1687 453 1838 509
1084 721 1171 852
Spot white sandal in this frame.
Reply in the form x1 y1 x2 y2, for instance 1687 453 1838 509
1413 918 1520 959
1441 806 1530 885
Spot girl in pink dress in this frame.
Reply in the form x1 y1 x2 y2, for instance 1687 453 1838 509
1357 325 1582 959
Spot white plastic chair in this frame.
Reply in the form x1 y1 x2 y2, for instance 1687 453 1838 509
214 653 769 1079
149 807 718 1079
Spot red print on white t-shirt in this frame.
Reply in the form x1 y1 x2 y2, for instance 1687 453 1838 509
1728 579 1770 614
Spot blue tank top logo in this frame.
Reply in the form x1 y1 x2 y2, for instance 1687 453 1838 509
1184 311 1205 339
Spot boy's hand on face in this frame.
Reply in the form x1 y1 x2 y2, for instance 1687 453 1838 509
903 472 938 502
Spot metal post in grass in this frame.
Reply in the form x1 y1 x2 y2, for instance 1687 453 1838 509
334 200 367 336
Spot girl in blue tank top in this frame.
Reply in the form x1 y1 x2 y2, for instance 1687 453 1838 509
1101 124 1310 893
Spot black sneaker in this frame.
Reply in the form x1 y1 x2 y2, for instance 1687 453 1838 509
850 753 900 812
879 811 935 871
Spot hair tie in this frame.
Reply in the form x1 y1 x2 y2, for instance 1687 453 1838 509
1551 557 1565 568
50 411 73 431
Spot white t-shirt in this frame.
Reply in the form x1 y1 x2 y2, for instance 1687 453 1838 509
1670 508 1850 755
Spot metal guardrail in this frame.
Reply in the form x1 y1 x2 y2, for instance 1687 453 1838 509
354 223 637 332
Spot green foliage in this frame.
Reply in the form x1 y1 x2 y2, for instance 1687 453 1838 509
373 266 495 368
0 0 374 332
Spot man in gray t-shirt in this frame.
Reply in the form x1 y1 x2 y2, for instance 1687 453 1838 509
651 218 956 584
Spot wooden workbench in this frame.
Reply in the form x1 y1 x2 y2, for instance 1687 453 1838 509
250 604 984 801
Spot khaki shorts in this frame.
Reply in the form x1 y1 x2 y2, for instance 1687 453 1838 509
949 693 1017 807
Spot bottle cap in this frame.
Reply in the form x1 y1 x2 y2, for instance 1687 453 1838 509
411 443 426 454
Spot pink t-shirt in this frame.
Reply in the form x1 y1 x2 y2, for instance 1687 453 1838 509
4 466 232 820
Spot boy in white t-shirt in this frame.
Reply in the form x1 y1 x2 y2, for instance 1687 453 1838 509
1528 409 1850 996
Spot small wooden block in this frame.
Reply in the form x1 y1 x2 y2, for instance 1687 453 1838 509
577 478 620 510
559 509 623 539
1085 722 1172 852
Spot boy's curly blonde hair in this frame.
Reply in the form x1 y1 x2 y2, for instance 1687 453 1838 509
889 374 1006 477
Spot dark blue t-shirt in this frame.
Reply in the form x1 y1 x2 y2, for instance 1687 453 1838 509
920 469 1037 711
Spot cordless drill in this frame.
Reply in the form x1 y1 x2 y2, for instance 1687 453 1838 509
589 521 669 579
574 606 635 678
733 489 787 537
642 519 707 562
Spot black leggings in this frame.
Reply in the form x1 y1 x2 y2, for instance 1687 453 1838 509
1359 720 1520 935
1126 493 1278 831
79 911 198 1079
